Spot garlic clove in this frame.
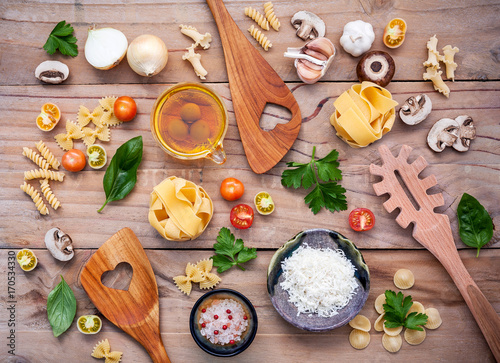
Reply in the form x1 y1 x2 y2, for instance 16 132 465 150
84 26 128 70
296 60 322 84
305 37 336 58
303 48 328 61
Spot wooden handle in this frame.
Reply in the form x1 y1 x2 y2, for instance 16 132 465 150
143 334 171 363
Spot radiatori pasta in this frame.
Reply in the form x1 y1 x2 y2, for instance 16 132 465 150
20 182 49 215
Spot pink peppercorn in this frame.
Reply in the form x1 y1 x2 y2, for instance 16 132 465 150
226 309 231 314
214 315 219 320
201 323 206 328
222 325 227 330
230 340 235 344
228 315 233 320
214 330 219 335
243 316 248 320
201 308 206 313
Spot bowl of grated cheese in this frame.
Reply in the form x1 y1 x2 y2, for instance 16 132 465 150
267 228 370 331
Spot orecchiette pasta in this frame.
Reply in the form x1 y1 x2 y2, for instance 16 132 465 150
82 125 110 147
20 182 49 215
442 45 459 81
39 179 61 210
244 7 269 30
23 147 50 170
91 339 123 363
24 168 65 182
35 140 60 169
54 120 84 150
248 25 272 51
264 2 280 31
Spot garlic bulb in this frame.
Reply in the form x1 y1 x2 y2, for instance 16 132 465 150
127 34 168 77
85 26 128 70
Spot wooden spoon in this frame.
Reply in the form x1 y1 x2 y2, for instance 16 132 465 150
370 145 500 361
206 0 301 174
80 228 170 363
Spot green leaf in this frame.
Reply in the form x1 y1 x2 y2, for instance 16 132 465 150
316 149 342 182
236 247 257 264
211 254 235 273
318 183 348 213
47 275 77 337
281 163 309 189
43 21 78 57
457 193 494 257
404 312 428 331
211 227 257 273
304 185 324 215
98 136 143 212
383 290 427 330
213 227 242 259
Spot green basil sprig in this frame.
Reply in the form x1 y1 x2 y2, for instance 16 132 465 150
98 136 143 212
47 275 77 337
457 193 493 257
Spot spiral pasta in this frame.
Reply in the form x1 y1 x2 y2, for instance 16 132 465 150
22 147 50 170
20 182 49 215
264 2 280 31
24 169 65 182
248 25 272 51
245 7 269 30
35 140 60 169
39 179 61 210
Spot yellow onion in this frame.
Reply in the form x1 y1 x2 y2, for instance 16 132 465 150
127 34 168 77
84 26 128 70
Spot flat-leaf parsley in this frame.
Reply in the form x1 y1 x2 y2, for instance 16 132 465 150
43 21 78 57
210 227 257 273
383 290 428 331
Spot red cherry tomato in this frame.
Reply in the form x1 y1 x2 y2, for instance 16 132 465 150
62 149 86 172
230 204 254 229
220 178 244 201
349 208 375 232
113 96 137 122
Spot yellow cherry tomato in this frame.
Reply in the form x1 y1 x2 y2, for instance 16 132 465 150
254 191 275 215
87 145 107 169
383 18 407 49
36 103 61 131
77 315 102 334
16 249 38 271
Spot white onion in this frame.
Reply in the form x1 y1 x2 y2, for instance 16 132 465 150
127 34 168 77
85 26 128 70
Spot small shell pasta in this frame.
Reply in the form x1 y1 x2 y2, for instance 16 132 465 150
20 182 49 215
263 2 280 31
348 314 371 332
404 327 426 345
374 293 386 314
349 329 370 349
248 25 272 51
24 168 65 182
244 7 269 30
394 268 415 289
382 333 402 353
36 140 60 169
374 313 385 332
39 179 61 210
425 307 442 329
23 147 50 169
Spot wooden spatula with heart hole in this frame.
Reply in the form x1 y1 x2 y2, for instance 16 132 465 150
80 228 170 363
370 145 500 360
206 0 302 174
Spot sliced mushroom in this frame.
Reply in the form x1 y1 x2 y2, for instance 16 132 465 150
427 118 460 152
453 115 476 152
356 51 395 87
399 94 433 125
291 11 326 40
45 227 74 261
35 61 69 84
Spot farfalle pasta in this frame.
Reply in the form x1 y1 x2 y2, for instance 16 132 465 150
330 81 398 147
99 97 122 127
82 125 110 147
91 339 123 363
173 263 204 295
149 176 213 241
197 259 221 289
78 105 104 128
54 120 84 150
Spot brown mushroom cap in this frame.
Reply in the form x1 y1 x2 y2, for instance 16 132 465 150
356 51 395 87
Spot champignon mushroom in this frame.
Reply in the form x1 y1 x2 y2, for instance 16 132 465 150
452 115 476 152
356 51 395 87
427 118 460 152
399 94 433 125
291 11 326 40
35 61 69 84
45 227 74 261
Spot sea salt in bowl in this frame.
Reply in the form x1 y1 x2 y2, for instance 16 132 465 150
267 228 370 331
189 289 258 357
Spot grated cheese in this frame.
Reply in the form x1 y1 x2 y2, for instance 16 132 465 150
280 244 358 317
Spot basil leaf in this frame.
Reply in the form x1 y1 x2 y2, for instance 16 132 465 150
47 275 77 337
98 136 143 212
457 193 493 257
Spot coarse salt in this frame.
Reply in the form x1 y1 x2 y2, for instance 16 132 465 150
199 299 248 345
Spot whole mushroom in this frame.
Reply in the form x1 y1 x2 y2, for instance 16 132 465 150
356 51 395 87
45 227 74 261
427 118 460 152
453 115 476 152
291 11 326 40
399 94 433 125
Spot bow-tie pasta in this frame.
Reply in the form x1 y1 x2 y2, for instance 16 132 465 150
149 176 213 241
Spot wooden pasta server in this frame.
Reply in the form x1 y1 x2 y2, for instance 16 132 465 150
80 228 170 363
370 145 500 361
206 0 302 174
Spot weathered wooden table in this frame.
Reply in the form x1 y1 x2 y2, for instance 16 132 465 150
1 1 499 362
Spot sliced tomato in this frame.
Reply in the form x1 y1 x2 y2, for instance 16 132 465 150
349 208 375 232
230 204 254 229
254 191 274 215
383 18 407 49
87 145 107 169
16 249 37 271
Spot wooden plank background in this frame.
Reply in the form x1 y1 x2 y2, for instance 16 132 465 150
0 0 499 362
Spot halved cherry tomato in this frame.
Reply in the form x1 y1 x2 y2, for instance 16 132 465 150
113 96 137 122
254 191 275 215
36 103 61 131
220 178 244 201
62 149 86 172
349 208 375 232
230 204 254 229
87 145 107 169
383 18 407 49
77 315 102 334
16 249 37 271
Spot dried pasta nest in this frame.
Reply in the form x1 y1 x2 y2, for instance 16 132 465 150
383 325 402 336
407 301 425 316
374 313 385 332
349 329 371 350
404 327 426 345
424 308 442 329
349 314 371 332
394 268 415 289
374 293 386 314
382 333 402 353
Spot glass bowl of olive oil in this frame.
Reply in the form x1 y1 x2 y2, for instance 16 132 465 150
151 83 228 164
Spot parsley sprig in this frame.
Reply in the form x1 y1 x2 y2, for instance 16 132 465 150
210 227 257 273
43 21 78 57
383 290 428 331
281 146 347 214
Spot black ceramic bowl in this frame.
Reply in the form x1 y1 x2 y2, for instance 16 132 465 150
267 228 370 332
189 289 258 357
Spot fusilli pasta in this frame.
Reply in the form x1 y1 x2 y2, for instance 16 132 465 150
39 179 61 210
20 182 49 215
24 169 65 182
35 140 60 169
245 7 269 30
248 25 272 51
264 2 280 31
22 147 50 170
